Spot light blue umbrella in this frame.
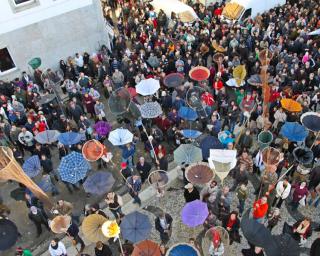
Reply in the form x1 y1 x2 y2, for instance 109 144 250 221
35 130 60 144
58 151 90 184
181 129 202 139
22 155 41 178
178 107 198 121
280 122 308 142
136 78 160 96
174 144 202 165
108 128 133 146
308 28 320 36
58 132 82 146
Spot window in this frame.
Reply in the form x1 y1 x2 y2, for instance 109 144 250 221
13 0 34 5
0 48 16 73
9 0 39 12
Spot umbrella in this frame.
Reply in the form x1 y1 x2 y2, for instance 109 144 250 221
0 219 18 250
272 234 300 256
218 131 234 146
83 171 115 195
148 170 169 188
293 147 314 165
247 74 274 86
174 144 202 165
226 78 243 87
262 147 281 166
178 107 198 121
189 66 210 81
140 102 163 119
132 240 161 256
280 122 308 142
82 140 105 162
167 243 200 256
108 128 133 146
136 78 160 96
120 211 152 243
82 214 108 242
58 132 82 146
186 86 206 111
28 57 41 69
127 87 137 98
35 130 60 144
50 215 72 234
308 28 320 36
200 136 224 160
38 94 56 105
22 155 41 178
181 129 202 139
301 112 320 132
185 162 214 184
181 199 209 227
58 152 90 184
163 73 184 88
108 87 131 115
101 220 120 238
281 99 302 112
94 121 112 137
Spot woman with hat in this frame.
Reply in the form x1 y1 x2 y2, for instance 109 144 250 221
183 183 200 203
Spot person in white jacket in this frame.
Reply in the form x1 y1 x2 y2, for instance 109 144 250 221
272 178 291 209
49 238 67 256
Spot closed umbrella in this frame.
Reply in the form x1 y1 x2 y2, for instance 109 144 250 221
200 136 224 160
35 130 60 144
22 155 41 178
280 122 308 142
82 214 108 243
58 132 82 146
136 79 160 96
301 112 320 132
0 219 18 250
50 215 72 234
82 140 105 162
181 129 202 139
83 171 115 195
58 152 90 184
189 66 210 81
94 121 112 137
281 99 302 112
108 128 133 146
247 74 273 86
167 243 200 256
178 107 198 121
163 73 184 88
174 144 202 165
132 240 161 256
120 211 152 243
140 102 163 119
181 200 209 227
185 162 214 184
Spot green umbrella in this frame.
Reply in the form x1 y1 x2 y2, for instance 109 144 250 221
28 57 41 69
174 144 202 165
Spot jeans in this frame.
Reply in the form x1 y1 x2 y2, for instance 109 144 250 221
129 191 141 206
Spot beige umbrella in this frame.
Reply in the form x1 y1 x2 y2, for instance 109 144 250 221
82 214 108 243
50 215 71 234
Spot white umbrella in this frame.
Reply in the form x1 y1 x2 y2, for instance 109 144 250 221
139 102 163 119
226 78 244 87
308 29 320 36
136 78 160 96
108 128 133 146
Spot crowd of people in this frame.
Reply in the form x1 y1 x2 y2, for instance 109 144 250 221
1 0 320 255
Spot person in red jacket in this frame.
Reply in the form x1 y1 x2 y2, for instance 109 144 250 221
253 196 268 223
201 91 214 106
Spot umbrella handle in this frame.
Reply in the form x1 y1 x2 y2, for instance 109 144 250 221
118 236 124 256
141 124 158 162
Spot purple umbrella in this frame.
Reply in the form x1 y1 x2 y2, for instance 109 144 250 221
181 200 209 227
94 121 112 137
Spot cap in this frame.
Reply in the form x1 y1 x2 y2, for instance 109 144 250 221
184 183 193 189
121 162 127 169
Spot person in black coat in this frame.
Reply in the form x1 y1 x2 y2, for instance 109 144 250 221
94 241 113 256
222 211 241 244
157 152 168 171
28 206 49 237
65 222 85 252
310 236 320 256
183 183 200 203
155 211 173 244
136 157 152 183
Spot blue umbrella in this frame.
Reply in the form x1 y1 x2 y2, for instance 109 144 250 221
181 129 202 139
218 130 235 146
301 112 320 132
167 243 199 256
58 132 82 146
280 122 308 142
58 152 90 184
200 136 224 160
120 211 152 243
83 171 115 195
22 155 41 178
178 107 198 121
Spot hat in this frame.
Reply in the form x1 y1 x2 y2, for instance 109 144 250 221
184 183 193 189
121 162 127 169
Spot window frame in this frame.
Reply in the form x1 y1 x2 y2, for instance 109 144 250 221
9 0 40 13
0 47 17 75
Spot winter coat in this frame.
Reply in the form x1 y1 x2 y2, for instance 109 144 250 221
275 181 291 199
49 242 67 256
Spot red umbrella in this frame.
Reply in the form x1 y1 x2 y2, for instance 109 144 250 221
189 66 210 81
82 139 105 162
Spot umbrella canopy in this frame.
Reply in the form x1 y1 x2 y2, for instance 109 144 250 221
108 128 133 146
50 215 72 234
132 240 161 256
185 162 214 184
82 214 108 242
301 112 320 132
38 94 56 105
0 219 18 251
189 66 210 81
186 86 206 111
35 130 60 144
83 171 115 195
140 102 163 119
293 147 314 165
108 87 131 115
167 243 200 256
308 28 320 36
178 107 198 121
280 122 308 142
218 131 234 146
82 139 105 162
28 57 41 69
174 144 202 165
22 155 41 178
262 147 281 166
181 129 202 139
247 74 273 86
101 220 120 238
226 78 243 87
148 170 169 188
181 200 209 227
58 132 82 146
272 234 300 256
163 73 184 88
120 211 152 243
136 78 160 96
58 151 90 184
94 121 112 137
200 136 224 160
281 99 302 112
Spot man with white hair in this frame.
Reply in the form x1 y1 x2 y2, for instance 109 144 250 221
136 156 152 183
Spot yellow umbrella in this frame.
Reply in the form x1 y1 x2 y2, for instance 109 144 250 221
82 214 108 243
102 220 121 238
281 98 302 112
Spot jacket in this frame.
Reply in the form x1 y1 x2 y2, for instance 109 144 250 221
275 181 291 199
49 242 67 256
155 213 173 234
127 177 142 193
253 199 268 219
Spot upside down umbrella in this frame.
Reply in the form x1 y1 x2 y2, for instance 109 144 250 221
186 86 206 111
38 94 56 105
22 155 41 178
35 130 60 144
247 74 273 86
200 136 224 160
140 101 163 119
108 87 131 115
82 139 105 162
108 128 133 146
136 78 160 96
181 199 209 227
83 171 115 195
28 57 41 70
178 107 198 121
82 214 108 243
181 129 202 139
167 243 200 256
58 132 82 146
185 162 214 184
132 240 161 256
94 121 112 137
189 66 210 81
174 144 202 165
58 151 90 184
120 211 152 243
50 215 72 234
301 112 320 132
293 147 314 165
280 122 308 142
0 219 18 251
163 73 184 88
148 170 169 188
218 131 234 146
281 99 302 112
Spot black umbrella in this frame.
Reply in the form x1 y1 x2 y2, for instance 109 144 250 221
301 112 320 132
293 147 314 165
0 219 18 250
272 234 299 256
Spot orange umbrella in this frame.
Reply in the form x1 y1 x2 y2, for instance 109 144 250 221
82 139 105 161
281 98 302 112
50 215 71 234
132 240 161 256
189 66 210 81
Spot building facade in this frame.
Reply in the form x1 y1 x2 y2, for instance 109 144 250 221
0 0 111 80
